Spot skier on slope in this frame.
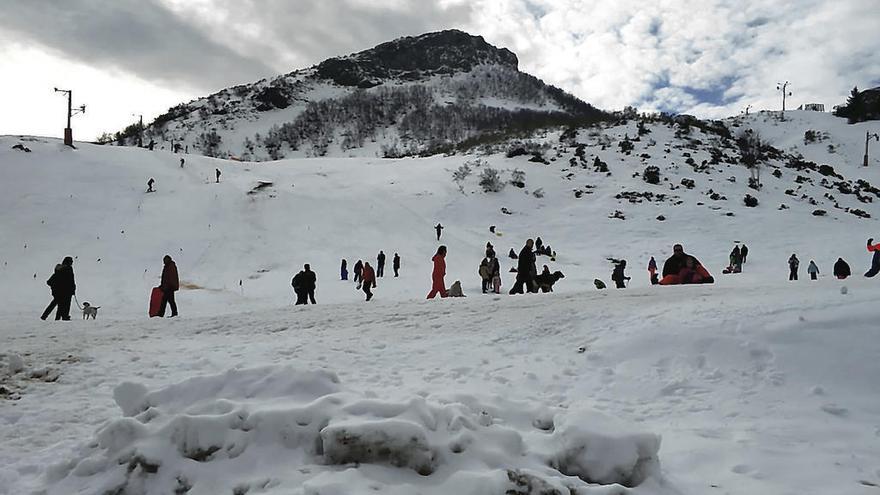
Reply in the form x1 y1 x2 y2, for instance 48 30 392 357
427 245 448 299
833 258 851 279
788 254 800 281
865 238 880 277
807 260 819 280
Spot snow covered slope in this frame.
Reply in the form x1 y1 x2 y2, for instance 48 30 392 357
2 109 880 494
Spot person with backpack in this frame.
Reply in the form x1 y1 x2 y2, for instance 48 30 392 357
353 260 363 287
377 251 386 278
833 258 851 279
291 270 306 305
509 239 536 294
865 238 880 277
393 253 400 277
341 259 348 281
647 256 658 285
427 245 448 299
807 260 819 280
479 258 491 293
40 263 63 320
158 255 179 317
611 260 631 288
788 254 800 281
361 262 376 301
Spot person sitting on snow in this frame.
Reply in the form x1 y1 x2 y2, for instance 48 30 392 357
833 257 851 279
659 244 714 285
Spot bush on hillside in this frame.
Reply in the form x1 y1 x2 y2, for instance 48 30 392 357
479 167 505 193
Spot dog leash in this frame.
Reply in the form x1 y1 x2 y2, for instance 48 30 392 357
73 294 84 311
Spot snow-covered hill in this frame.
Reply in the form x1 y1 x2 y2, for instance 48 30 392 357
115 30 604 160
2 109 880 494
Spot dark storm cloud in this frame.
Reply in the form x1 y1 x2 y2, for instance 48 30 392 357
0 0 277 90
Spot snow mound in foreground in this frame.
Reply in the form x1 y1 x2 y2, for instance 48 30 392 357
44 366 669 494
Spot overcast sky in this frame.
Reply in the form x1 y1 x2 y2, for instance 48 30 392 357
1 0 878 140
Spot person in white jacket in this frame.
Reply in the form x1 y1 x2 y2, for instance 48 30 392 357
807 260 820 280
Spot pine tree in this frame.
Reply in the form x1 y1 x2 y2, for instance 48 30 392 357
844 86 866 124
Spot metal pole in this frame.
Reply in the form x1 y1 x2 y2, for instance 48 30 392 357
866 132 880 167
67 90 72 131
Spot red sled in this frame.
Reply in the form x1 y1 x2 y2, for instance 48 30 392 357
149 287 163 317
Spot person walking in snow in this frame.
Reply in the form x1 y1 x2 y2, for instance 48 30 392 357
341 259 348 281
158 255 179 317
291 270 306 305
435 223 444 241
427 245 448 299
509 239 536 294
833 257 851 279
393 253 400 277
180 158 185 168
377 251 386 278
807 260 819 280
479 258 491 293
302 264 317 304
865 238 880 277
741 244 749 264
361 262 376 301
612 260 631 288
147 178 155 192
353 259 363 287
215 168 221 183
647 256 658 285
788 254 800 281
40 263 63 320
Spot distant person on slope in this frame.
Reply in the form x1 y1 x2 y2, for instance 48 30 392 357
147 178 155 193
489 254 502 294
647 256 658 285
40 263 63 320
509 239 537 294
48 256 76 320
807 260 819 280
353 260 363 287
740 244 749 264
341 259 348 281
427 245 448 299
361 262 376 301
377 251 386 278
612 260 630 288
180 158 185 168
292 270 306 305
215 168 221 183
659 244 714 285
435 223 443 241
788 254 800 281
485 242 495 259
158 255 179 317
833 257 851 279
730 245 742 273
393 253 400 277
865 238 880 277
302 264 317 304
479 258 491 293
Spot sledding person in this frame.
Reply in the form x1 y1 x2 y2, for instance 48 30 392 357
788 254 800 281
435 223 444 241
40 263 63 320
509 239 537 294
147 178 155 192
448 280 466 297
659 244 714 285
158 255 179 317
361 262 376 301
341 259 348 281
647 256 658 285
377 251 386 278
479 258 491 293
807 260 819 280
833 257 851 279
393 253 400 277
865 238 880 278
427 245 448 299
611 260 631 288
215 168 221 183
741 244 749 264
353 259 363 286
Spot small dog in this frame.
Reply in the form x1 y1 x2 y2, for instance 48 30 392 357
82 302 100 320
534 270 565 293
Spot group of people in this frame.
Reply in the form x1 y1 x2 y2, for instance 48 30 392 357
723 244 749 274
338 252 401 301
145 167 222 193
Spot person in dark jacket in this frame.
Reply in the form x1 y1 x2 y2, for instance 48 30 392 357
361 262 376 301
49 256 76 320
659 244 714 285
147 178 155 192
341 259 348 281
302 264 317 304
393 253 400 277
730 246 742 273
377 251 386 278
865 238 880 277
740 244 749 264
509 239 536 294
158 255 179 317
215 168 221 183
647 256 658 285
788 254 799 281
353 260 363 287
292 270 306 305
479 258 491 293
612 260 630 288
435 223 443 241
427 246 448 299
485 242 495 259
41 263 64 320
833 258 851 279
489 254 501 293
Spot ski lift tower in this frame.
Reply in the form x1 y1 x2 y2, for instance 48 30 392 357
54 87 86 147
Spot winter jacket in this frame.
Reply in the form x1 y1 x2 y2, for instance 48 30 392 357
869 240 880 265
161 260 179 292
788 256 799 270
291 272 304 291
354 261 363 276
393 255 400 269
611 264 627 282
432 254 446 281
377 252 386 266
49 263 76 296
807 262 819 275
833 259 851 278
647 258 657 273
517 245 536 279
302 269 317 290
489 257 500 277
479 261 491 280
362 265 376 287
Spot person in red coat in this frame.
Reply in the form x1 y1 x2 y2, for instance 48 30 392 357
361 262 376 301
159 255 179 317
865 238 880 277
427 245 448 299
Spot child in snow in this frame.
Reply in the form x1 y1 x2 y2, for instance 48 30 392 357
807 260 819 280
648 256 658 285
479 258 491 293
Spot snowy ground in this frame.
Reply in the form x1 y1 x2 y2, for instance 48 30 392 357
2 110 880 494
